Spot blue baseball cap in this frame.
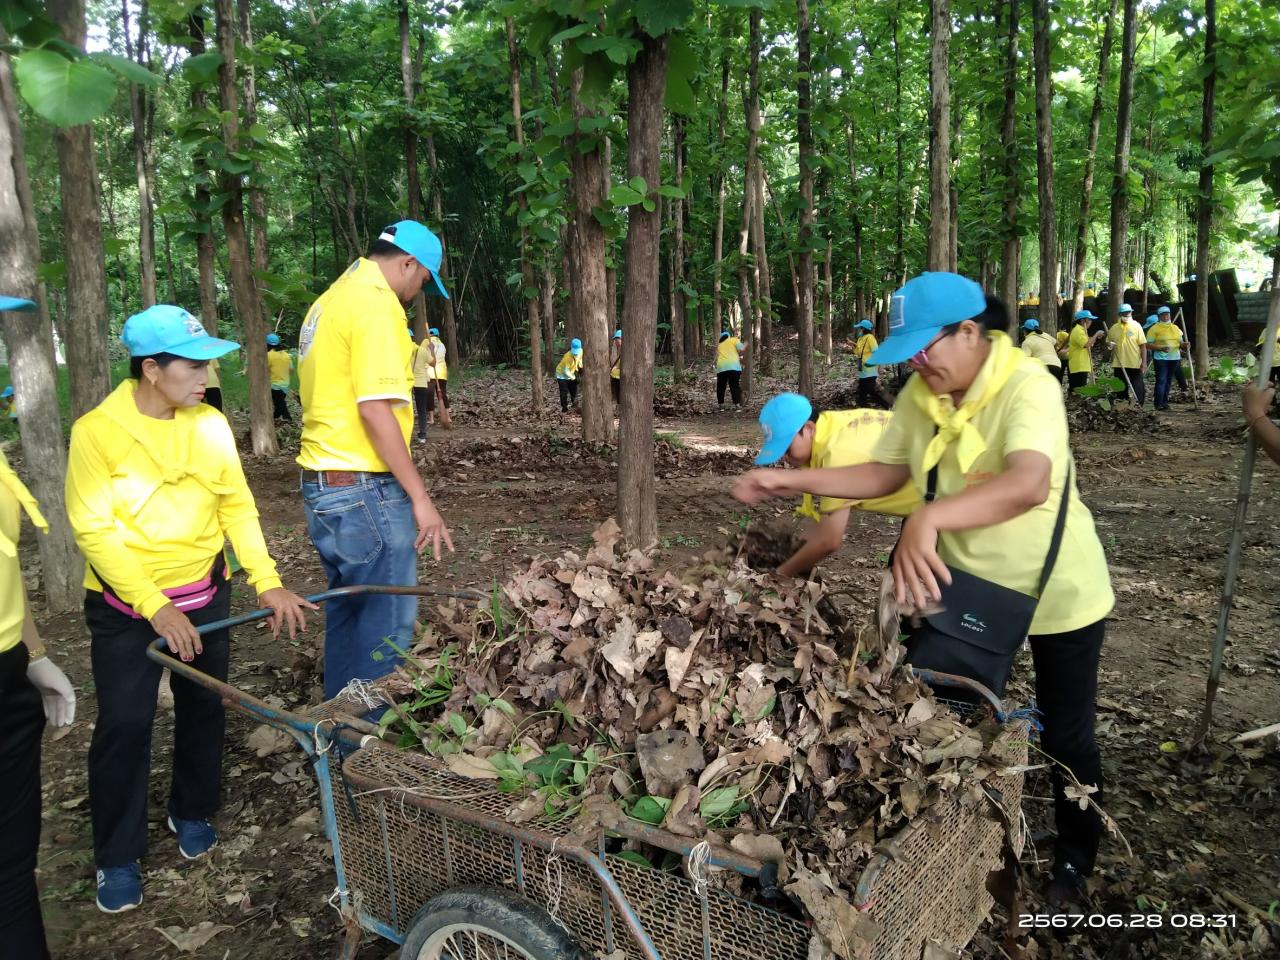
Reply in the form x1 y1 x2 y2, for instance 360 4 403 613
1157 305 1171 315
1118 303 1134 315
1 385 12 398
266 332 281 346
719 330 731 341
1022 318 1040 331
1144 315 1159 329
614 329 623 339
570 338 582 355
868 272 986 366
1075 309 1098 322
429 327 440 336
856 319 874 331
0 296 35 313
755 393 813 466
122 305 240 360
379 220 450 299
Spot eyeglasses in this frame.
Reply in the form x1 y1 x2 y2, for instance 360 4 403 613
908 329 954 369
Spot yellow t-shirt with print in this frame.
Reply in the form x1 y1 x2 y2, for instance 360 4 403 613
1021 331 1061 369
1149 321 1183 358
206 358 221 389
297 258 414 472
715 337 743 373
0 450 47 653
412 338 436 388
854 333 879 378
796 410 920 522
872 349 1114 636
1107 319 1146 368
267 350 293 389
555 351 581 380
1067 325 1093 374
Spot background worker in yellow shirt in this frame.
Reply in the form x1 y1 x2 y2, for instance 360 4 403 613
555 338 583 412
65 304 314 914
1020 318 1064 382
1106 302 1147 406
298 221 454 699
852 319 890 408
203 358 222 411
0 295 75 960
1067 309 1104 390
1147 309 1184 410
751 392 918 578
424 326 450 425
715 329 744 407
610 329 623 405
734 275 1114 909
410 326 434 443
266 333 293 422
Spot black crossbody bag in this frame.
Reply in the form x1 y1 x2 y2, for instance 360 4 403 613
903 454 1071 698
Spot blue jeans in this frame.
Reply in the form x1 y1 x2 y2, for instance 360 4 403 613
301 473 417 699
1154 358 1179 407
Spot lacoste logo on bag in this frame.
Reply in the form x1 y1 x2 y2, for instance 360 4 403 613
961 613 987 632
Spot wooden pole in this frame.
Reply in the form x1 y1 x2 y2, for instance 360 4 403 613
1172 306 1200 410
1194 253 1280 744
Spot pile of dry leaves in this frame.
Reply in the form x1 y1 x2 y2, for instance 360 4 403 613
378 520 1017 958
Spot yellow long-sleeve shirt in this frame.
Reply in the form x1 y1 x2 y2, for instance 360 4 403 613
66 380 282 620
1 450 47 653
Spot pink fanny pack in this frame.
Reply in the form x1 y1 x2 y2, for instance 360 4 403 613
99 557 223 620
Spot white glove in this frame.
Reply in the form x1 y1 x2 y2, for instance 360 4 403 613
27 656 76 727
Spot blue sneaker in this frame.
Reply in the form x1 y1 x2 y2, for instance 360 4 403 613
167 815 219 859
95 863 142 913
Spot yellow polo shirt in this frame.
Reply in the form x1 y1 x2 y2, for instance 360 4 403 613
796 410 920 522
555 351 581 380
206 358 221 389
66 380 283 620
428 336 448 381
854 333 879 378
0 450 47 653
267 350 293 389
1021 331 1061 369
1149 321 1183 360
1067 325 1093 374
412 338 435 388
1107 319 1146 368
873 355 1114 635
715 337 743 373
297 258 414 472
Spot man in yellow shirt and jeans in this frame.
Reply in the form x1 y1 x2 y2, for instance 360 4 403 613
266 333 293 422
1106 303 1147 406
298 220 454 698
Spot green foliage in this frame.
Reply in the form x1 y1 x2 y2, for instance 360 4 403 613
14 50 116 127
1206 354 1257 385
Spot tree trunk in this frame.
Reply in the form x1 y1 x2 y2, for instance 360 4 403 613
189 14 219 336
50 0 111 418
737 110 757 403
998 0 1020 313
238 0 268 289
668 194 683 375
926 0 951 272
1193 0 1215 378
1106 0 1138 331
1070 0 1119 315
796 0 815 396
747 9 772 375
822 235 834 363
215 0 274 455
400 0 428 341
122 0 157 307
506 16 544 411
1032 0 1059 334
568 69 610 442
892 9 907 287
711 54 729 342
0 53 82 612
617 33 668 550
424 135 460 367
672 118 688 378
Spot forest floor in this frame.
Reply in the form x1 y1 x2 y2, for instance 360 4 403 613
20 357 1280 960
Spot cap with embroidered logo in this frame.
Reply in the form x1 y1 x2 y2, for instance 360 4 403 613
868 272 986 366
122 305 240 360
378 220 450 300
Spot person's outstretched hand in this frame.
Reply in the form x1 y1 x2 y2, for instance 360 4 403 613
732 469 793 505
259 588 319 639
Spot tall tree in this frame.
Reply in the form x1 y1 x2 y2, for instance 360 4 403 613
1032 0 1059 332
998 0 1020 313
188 13 218 337
49 0 111 417
926 0 952 272
506 16 544 410
0 54 82 612
796 0 815 396
1193 0 1216 377
214 0 274 454
238 0 268 287
400 0 427 341
1106 0 1138 330
746 8 772 374
1070 0 1119 315
711 53 729 345
425 134 459 366
669 121 685 381
617 32 668 549
122 0 157 308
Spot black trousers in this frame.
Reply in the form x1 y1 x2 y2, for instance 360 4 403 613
1113 367 1145 407
1067 371 1090 391
271 387 291 422
1029 618 1106 875
86 573 232 867
412 386 432 441
203 388 223 412
557 378 578 411
1050 363 1064 383
611 376 620 404
716 370 742 406
856 376 890 409
0 644 49 960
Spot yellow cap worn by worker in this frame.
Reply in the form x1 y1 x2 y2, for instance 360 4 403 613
297 258 416 472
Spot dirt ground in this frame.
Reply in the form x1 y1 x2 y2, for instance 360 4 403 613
21 361 1280 960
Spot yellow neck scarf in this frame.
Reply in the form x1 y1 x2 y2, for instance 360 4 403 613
914 330 1024 474
0 452 48 558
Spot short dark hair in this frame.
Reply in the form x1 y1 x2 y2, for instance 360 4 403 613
940 293 1007 336
129 352 181 380
368 224 405 259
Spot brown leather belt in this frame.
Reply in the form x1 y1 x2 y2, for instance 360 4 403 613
300 469 391 487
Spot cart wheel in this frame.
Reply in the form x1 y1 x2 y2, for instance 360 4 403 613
400 885 581 960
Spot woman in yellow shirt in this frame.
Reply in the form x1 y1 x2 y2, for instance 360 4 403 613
734 274 1113 909
1066 309 1104 390
203 357 222 411
610 329 623 405
715 330 745 407
65 305 315 914
0 296 76 958
266 332 293 422
1019 318 1064 382
555 338 583 412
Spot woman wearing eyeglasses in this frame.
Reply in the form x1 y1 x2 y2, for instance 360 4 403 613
733 272 1115 909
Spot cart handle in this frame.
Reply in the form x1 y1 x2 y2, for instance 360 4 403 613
145 584 484 743
910 667 1005 715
